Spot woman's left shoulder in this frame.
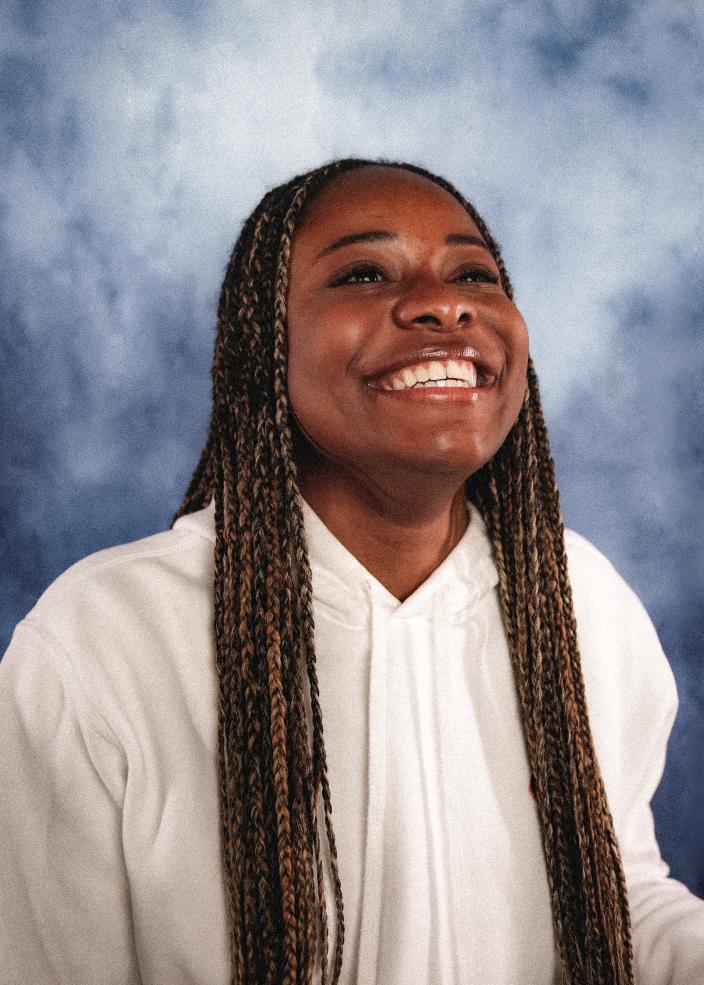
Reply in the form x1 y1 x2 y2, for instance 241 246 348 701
563 527 661 636
562 526 677 718
563 526 643 609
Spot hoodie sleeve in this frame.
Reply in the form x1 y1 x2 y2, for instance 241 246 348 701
615 620 704 985
567 531 704 985
0 620 142 985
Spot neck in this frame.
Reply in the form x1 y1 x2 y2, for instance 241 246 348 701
296 462 469 602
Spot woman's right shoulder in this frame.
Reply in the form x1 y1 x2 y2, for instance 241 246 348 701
34 505 216 624
4 505 218 715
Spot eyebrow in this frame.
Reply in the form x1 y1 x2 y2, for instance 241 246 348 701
445 233 491 251
315 230 395 260
314 229 492 261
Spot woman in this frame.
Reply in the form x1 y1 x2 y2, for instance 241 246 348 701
1 158 702 985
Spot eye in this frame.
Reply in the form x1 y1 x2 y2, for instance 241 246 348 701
452 266 500 285
330 263 386 286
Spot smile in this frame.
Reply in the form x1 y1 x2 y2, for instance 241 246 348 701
365 358 497 402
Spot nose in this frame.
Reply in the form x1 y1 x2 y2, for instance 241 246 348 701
391 279 474 332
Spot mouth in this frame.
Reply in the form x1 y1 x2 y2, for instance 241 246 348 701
365 379 497 404
364 354 499 403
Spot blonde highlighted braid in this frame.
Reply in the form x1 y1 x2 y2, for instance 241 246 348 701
174 158 634 984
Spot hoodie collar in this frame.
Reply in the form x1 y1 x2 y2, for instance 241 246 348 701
301 496 498 624
175 494 498 625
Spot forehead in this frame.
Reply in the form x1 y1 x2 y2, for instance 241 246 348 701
293 166 482 251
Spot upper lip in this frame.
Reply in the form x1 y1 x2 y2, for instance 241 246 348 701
364 343 502 386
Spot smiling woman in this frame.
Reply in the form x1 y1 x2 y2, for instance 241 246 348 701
284 167 529 604
1 159 703 985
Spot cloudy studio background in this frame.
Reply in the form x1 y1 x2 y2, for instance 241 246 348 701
1 0 702 896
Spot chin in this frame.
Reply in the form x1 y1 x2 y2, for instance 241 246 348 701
404 433 499 472
384 447 492 479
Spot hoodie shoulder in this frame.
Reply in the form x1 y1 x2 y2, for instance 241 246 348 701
16 510 215 678
561 525 677 729
31 522 209 616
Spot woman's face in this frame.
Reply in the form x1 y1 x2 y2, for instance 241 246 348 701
286 166 529 487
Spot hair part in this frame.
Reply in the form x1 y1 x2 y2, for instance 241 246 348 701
175 158 634 984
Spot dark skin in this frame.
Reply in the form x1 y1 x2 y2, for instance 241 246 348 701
286 166 529 601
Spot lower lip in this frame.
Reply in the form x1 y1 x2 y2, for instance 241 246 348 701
365 382 497 403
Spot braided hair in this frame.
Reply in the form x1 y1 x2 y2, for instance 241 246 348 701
174 158 634 984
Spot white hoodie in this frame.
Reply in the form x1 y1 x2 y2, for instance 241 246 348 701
0 497 702 985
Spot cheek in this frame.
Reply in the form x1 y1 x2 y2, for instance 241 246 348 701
504 307 530 383
286 301 368 400
286 339 319 433
504 302 529 349
285 315 350 449
286 305 323 401
496 306 529 425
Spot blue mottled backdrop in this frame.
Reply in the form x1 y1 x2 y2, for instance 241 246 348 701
1 0 702 895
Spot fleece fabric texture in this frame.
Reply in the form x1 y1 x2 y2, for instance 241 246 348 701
1 496 702 985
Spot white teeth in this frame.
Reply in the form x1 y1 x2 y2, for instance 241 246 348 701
448 360 477 387
417 379 469 387
378 358 481 390
381 378 471 390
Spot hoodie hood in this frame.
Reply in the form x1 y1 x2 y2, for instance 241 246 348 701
174 494 499 625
